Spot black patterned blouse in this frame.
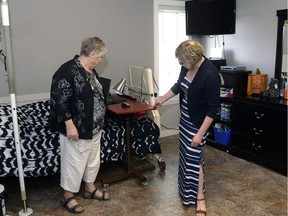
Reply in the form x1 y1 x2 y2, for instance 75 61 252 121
50 55 106 139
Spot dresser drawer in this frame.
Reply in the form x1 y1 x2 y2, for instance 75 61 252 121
233 101 287 129
251 84 262 88
252 79 262 85
252 75 263 80
232 118 284 142
231 132 286 165
231 132 268 158
250 88 261 94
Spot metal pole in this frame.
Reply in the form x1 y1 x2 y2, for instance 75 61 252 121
0 1 32 215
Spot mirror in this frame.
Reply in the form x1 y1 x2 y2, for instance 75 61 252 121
275 9 287 97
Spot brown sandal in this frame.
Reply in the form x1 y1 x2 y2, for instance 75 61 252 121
60 196 84 214
196 198 207 216
83 188 110 201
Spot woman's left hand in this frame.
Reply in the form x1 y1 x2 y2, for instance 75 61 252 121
191 133 203 147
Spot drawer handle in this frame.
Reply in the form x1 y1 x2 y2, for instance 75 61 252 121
253 128 263 135
252 142 262 150
254 112 264 119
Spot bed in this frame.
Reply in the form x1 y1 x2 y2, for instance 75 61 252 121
0 100 161 177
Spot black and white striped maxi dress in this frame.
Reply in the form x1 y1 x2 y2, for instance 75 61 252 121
178 76 208 205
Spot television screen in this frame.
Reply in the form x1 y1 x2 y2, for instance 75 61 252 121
185 0 236 35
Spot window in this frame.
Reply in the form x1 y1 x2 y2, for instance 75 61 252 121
154 0 188 96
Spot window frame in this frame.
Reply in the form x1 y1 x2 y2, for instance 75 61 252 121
153 0 186 101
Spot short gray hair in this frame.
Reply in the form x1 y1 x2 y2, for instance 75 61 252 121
80 37 107 57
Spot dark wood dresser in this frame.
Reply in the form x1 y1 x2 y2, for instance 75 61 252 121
230 96 287 175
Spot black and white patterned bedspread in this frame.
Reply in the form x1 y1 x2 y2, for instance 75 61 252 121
0 101 161 177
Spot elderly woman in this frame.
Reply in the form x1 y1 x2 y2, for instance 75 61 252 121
50 37 110 214
155 39 220 216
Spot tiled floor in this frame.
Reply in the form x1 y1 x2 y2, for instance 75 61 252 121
1 135 287 216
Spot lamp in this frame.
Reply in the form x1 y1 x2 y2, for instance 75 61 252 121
112 77 126 94
112 78 143 101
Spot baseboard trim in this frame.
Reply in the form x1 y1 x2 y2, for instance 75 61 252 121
160 129 179 138
0 92 49 105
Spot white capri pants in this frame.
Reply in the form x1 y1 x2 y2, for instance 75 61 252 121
60 131 102 193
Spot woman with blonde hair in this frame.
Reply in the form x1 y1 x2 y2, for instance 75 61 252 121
155 39 220 216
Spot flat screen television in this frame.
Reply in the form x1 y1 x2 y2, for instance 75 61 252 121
185 0 236 35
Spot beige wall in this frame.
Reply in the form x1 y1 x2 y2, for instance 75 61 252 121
0 0 154 100
0 0 286 136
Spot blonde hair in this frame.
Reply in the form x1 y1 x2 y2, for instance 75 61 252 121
175 40 204 69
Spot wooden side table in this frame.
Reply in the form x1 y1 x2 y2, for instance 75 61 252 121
100 97 156 185
247 74 268 95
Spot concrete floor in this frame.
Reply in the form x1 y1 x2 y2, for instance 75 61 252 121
1 135 287 216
